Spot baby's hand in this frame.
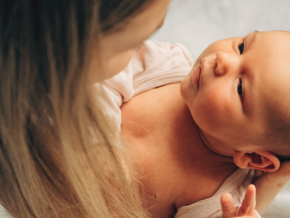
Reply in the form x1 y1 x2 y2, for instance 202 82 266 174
221 185 260 218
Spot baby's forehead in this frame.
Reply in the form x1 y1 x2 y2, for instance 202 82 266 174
254 31 290 78
249 49 290 128
251 31 290 49
277 30 290 35
261 86 290 130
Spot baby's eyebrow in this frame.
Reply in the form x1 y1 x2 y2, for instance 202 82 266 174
245 31 258 50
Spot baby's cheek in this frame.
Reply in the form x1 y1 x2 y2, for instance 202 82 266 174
194 89 235 134
191 93 219 131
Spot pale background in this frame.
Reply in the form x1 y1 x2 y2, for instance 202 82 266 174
151 0 290 217
0 0 289 217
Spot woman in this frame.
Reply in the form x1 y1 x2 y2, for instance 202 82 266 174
0 0 171 217
0 0 285 217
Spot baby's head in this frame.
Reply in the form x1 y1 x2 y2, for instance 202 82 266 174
180 31 290 172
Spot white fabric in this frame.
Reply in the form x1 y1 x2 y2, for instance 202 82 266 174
175 169 255 218
256 211 262 218
102 40 193 133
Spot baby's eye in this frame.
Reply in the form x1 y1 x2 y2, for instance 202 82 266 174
238 43 244 54
237 79 243 97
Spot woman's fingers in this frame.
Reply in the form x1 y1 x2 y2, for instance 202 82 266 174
221 192 237 218
268 161 290 182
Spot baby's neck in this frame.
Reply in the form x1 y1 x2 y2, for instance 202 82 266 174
197 128 236 160
121 83 237 217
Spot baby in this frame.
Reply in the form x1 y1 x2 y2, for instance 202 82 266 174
102 30 290 218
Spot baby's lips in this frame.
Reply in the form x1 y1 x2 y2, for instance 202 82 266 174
191 65 201 88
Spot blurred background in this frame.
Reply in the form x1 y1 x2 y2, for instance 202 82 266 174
151 0 290 218
151 0 290 61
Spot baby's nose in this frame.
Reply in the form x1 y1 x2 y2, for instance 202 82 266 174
214 51 232 76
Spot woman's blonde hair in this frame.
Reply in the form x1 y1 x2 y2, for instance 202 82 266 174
0 0 150 217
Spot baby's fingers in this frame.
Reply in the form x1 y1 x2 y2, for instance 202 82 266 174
237 185 256 216
221 185 258 218
221 193 237 218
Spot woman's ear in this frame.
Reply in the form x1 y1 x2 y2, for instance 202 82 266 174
233 151 280 172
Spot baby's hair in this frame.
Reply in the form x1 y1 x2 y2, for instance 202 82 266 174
275 154 290 163
100 0 150 31
262 97 290 160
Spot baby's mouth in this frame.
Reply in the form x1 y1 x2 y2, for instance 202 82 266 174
191 65 201 88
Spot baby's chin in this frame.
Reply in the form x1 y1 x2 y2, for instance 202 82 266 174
180 62 199 97
180 73 192 101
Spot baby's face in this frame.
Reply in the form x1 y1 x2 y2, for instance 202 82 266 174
180 31 290 154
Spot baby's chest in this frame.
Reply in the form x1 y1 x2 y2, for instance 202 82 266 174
120 84 228 217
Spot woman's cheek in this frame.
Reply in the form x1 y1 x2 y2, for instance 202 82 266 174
106 49 136 79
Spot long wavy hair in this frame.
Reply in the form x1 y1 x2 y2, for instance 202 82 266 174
0 0 150 217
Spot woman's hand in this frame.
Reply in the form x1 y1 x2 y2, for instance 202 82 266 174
221 184 260 218
254 160 290 214
260 160 290 184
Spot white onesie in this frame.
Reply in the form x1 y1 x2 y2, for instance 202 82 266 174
101 40 193 133
175 168 254 218
101 40 260 218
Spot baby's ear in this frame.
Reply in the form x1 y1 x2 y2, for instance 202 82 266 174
233 151 280 172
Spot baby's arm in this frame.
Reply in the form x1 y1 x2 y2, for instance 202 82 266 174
253 161 290 214
221 184 261 218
